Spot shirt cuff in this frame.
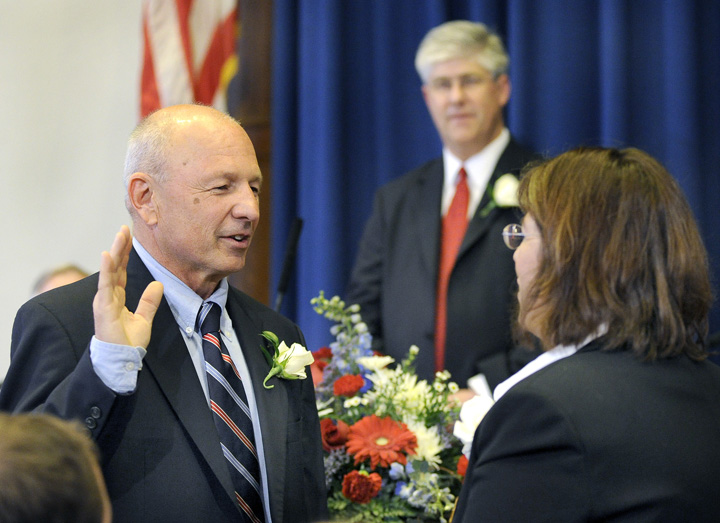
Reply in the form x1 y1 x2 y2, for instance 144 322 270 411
467 373 493 398
89 336 147 394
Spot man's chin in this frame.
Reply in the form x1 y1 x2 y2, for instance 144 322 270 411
224 258 247 274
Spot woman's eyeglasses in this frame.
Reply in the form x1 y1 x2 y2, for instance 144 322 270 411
502 223 536 250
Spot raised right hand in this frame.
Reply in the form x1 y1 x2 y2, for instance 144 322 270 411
92 225 164 348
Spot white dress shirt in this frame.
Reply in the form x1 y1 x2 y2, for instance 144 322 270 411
441 127 510 218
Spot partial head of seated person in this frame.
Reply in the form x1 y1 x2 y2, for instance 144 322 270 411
0 412 112 523
32 264 89 295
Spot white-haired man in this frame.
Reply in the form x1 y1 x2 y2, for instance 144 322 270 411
347 21 540 398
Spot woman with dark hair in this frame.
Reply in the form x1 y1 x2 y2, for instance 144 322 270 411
453 147 720 522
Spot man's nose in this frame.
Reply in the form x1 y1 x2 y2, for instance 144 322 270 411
448 80 467 102
231 184 260 221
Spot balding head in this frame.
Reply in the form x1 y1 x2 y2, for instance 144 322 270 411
122 104 262 298
123 104 243 213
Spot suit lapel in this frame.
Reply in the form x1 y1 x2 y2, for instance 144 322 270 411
226 290 289 522
413 160 444 276
459 139 528 258
125 251 237 504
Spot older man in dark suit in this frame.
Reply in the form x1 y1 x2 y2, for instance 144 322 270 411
0 104 327 523
347 21 540 396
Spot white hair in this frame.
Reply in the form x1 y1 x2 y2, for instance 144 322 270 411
415 20 509 83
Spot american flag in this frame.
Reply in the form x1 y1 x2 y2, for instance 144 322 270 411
140 0 238 117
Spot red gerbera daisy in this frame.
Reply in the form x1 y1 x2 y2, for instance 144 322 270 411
346 415 417 469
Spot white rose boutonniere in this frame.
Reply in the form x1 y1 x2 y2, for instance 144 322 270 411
479 173 520 217
260 331 314 389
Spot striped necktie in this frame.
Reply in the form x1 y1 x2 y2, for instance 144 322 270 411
197 302 265 523
435 167 470 372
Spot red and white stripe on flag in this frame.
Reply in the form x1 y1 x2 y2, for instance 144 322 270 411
141 0 238 118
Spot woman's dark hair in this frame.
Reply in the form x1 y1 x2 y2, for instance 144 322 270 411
517 146 712 360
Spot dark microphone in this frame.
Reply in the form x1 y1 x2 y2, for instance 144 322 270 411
274 218 303 312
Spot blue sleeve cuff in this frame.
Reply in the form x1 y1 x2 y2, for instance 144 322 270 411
89 336 147 394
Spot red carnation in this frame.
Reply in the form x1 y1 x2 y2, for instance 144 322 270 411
333 374 365 397
341 470 382 504
457 455 468 477
320 418 350 452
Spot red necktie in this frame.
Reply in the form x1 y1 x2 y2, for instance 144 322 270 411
435 168 469 372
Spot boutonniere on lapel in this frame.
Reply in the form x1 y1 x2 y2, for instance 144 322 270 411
479 173 520 217
260 331 315 389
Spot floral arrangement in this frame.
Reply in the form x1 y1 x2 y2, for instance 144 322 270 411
311 292 466 523
479 172 520 217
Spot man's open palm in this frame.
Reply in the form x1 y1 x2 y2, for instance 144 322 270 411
93 225 164 348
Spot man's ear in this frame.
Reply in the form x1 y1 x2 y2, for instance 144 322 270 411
421 83 430 108
127 173 158 226
496 73 511 108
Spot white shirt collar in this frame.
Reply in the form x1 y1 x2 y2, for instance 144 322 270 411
132 238 229 336
493 324 608 401
441 128 510 217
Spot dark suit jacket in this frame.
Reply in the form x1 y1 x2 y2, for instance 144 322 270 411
453 340 720 522
0 250 328 523
346 138 540 389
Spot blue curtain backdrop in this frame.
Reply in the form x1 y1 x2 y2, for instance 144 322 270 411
271 0 720 356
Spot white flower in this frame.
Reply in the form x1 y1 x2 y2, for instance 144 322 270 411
492 173 520 207
260 331 314 389
435 370 451 381
277 341 314 377
479 173 519 217
394 374 431 412
357 355 394 371
344 397 361 408
453 394 495 457
406 421 443 468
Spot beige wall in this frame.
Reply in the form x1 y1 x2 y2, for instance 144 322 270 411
0 1 143 380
